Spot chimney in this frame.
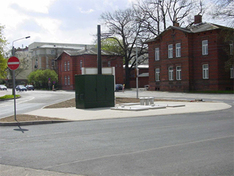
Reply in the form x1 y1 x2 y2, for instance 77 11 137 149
173 20 179 27
194 15 202 24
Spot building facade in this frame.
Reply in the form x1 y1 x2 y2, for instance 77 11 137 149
147 15 234 92
6 47 32 87
28 42 94 71
56 48 124 90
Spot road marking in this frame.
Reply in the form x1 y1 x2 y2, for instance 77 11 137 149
43 135 234 169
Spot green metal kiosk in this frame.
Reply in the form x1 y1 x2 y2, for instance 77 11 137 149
75 74 115 109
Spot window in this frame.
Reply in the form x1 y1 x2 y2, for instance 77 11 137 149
68 76 70 85
176 43 181 57
108 61 111 67
168 44 173 58
230 43 233 55
155 48 160 61
230 67 234 79
46 58 49 69
155 68 160 81
67 61 70 71
176 66 181 80
202 40 208 55
202 64 209 79
64 76 67 85
168 66 173 80
64 62 67 71
80 60 83 70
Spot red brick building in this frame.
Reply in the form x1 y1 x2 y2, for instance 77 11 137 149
56 48 124 90
147 15 234 92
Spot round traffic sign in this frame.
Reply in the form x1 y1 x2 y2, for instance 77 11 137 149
8 56 20 70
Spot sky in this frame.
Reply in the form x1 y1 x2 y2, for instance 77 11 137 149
0 0 231 51
1 0 135 50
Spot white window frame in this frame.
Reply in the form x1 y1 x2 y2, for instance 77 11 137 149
155 48 160 61
176 66 181 80
64 76 67 85
64 62 67 71
176 43 181 57
155 68 160 81
80 60 83 70
67 61 70 71
168 44 173 58
202 40 208 55
202 64 209 79
168 66 173 81
230 43 233 55
68 76 70 85
230 67 234 79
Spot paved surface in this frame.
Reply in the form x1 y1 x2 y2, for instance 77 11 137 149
23 90 232 122
23 101 231 122
0 90 233 176
0 90 233 125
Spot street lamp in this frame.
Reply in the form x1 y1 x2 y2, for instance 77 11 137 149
135 19 140 99
12 36 30 56
11 36 30 121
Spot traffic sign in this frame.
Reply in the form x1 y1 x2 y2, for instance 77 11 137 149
7 56 20 70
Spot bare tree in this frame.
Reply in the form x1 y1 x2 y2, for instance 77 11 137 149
211 0 234 27
134 0 194 37
167 0 193 25
101 8 149 88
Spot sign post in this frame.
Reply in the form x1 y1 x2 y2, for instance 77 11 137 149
7 56 20 121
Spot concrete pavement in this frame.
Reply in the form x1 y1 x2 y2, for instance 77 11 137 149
20 90 232 123
0 90 233 124
23 101 231 122
0 90 233 176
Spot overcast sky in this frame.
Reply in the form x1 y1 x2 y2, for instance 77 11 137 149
0 0 230 50
1 0 135 49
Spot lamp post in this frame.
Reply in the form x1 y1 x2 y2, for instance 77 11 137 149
135 20 139 99
11 36 30 121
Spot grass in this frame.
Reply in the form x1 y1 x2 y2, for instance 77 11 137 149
0 94 21 100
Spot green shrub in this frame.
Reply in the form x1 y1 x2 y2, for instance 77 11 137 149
0 95 20 100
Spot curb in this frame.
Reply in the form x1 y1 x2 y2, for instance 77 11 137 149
0 120 74 126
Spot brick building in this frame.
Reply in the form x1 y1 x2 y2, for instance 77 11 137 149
28 42 94 71
147 15 234 92
56 48 124 90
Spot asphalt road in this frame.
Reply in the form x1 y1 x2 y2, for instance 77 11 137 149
0 98 233 176
0 89 75 118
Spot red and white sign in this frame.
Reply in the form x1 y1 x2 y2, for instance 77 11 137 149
7 56 20 70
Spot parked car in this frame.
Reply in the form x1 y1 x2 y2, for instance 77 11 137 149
115 84 123 91
26 85 34 90
15 85 27 91
0 85 7 90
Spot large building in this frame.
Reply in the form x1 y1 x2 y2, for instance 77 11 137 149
146 15 234 92
56 48 124 90
28 42 94 71
6 46 32 87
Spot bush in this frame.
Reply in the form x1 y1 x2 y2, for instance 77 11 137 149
28 69 58 89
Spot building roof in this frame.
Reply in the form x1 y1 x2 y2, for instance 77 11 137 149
28 42 94 51
146 22 232 43
65 48 120 56
56 48 121 60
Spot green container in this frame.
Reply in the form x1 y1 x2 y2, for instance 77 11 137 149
75 75 115 109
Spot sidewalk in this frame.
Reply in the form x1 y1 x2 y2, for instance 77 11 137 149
1 90 232 126
23 101 230 122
